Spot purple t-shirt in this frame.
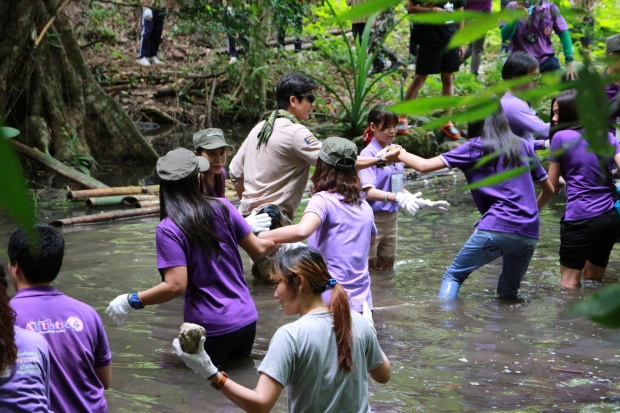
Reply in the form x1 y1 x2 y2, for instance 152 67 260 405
156 198 258 336
548 130 620 221
359 139 404 213
606 82 620 134
304 191 377 312
0 327 50 413
10 286 111 413
501 92 549 150
439 137 548 239
506 1 569 63
465 0 492 12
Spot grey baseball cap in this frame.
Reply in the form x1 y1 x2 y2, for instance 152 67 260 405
606 34 620 54
193 128 233 151
318 137 357 170
156 148 210 181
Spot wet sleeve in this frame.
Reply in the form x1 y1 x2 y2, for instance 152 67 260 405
257 327 295 387
293 127 322 166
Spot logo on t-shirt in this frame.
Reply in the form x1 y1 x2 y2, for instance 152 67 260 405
25 316 85 334
304 135 319 146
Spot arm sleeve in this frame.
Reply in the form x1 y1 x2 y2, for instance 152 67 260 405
257 327 295 387
501 20 518 41
293 127 321 166
559 30 574 61
505 99 550 138
229 140 247 187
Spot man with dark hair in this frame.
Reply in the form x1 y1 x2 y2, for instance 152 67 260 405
230 71 400 282
8 224 111 413
405 0 465 140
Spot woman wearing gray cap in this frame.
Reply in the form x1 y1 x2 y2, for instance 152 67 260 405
107 148 279 368
193 128 233 198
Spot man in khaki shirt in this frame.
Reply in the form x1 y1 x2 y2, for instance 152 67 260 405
230 72 399 282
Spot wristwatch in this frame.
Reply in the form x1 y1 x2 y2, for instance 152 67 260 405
376 155 386 168
127 292 144 310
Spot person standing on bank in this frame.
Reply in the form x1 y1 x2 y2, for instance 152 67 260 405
501 0 576 79
395 107 554 299
107 148 279 368
405 0 465 140
173 247 391 413
359 105 450 270
547 89 620 288
229 72 401 283
136 0 172 67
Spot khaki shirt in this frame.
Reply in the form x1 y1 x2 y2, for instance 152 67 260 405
229 116 321 219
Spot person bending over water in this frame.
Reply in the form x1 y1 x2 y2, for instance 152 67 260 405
107 148 279 368
173 247 391 413
547 89 620 287
397 107 554 299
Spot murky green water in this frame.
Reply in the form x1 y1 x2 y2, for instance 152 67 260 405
2 172 620 412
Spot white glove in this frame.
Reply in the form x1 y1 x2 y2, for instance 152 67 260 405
414 198 450 212
172 336 218 379
394 192 421 216
280 242 306 252
245 210 272 233
143 7 153 22
106 294 134 327
362 300 376 335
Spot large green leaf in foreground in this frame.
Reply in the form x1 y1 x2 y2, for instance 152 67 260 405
566 285 620 328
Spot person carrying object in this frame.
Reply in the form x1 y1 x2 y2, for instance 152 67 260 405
107 148 280 369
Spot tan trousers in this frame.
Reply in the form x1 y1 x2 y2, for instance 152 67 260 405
368 211 398 271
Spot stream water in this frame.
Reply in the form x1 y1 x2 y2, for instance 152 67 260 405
2 170 620 412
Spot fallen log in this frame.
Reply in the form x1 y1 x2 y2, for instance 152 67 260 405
11 140 108 189
49 206 160 227
67 185 159 201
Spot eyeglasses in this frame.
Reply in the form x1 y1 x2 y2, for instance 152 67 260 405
298 94 316 104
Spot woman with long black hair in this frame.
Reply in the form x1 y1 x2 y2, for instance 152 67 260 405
107 148 279 368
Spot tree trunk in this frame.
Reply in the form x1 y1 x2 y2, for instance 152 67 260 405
0 0 158 171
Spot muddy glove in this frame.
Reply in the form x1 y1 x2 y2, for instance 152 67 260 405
107 293 142 327
395 192 420 216
143 7 153 21
245 211 272 233
362 300 376 335
173 336 218 379
414 197 450 212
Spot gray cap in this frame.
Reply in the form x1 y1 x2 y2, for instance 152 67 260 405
606 34 620 54
318 137 357 170
156 148 210 181
193 128 233 151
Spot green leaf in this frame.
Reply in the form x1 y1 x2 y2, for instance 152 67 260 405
464 165 534 190
0 129 35 228
337 0 401 22
408 10 481 24
422 99 500 130
448 9 523 48
565 285 620 328
0 126 20 139
389 95 464 115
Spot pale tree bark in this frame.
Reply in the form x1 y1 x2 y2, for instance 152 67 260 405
0 0 158 168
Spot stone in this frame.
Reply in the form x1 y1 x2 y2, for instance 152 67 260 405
178 322 205 354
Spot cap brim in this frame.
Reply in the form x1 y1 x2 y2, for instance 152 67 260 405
199 143 234 150
196 156 210 172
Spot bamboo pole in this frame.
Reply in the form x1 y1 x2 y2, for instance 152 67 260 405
123 195 159 205
67 185 159 200
49 206 160 227
11 140 109 189
86 195 129 207
136 200 160 208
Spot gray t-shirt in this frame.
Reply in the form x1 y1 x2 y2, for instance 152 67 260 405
258 311 385 413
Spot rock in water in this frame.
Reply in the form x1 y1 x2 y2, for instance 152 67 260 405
178 323 206 354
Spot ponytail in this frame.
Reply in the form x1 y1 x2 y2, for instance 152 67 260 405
328 284 353 372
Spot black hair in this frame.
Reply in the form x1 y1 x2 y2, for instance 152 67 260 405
467 119 485 140
275 72 318 110
553 89 581 131
159 175 231 258
8 224 65 284
502 51 539 80
367 105 399 129
478 106 523 169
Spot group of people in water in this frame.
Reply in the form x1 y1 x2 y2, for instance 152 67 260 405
2 29 620 412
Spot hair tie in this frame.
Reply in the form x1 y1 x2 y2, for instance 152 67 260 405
362 127 374 147
326 278 337 290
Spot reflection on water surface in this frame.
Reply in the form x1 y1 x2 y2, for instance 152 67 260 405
1 173 619 412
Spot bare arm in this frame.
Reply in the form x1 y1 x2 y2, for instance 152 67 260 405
138 266 187 306
546 161 562 191
259 213 322 243
95 365 111 390
238 232 279 257
369 351 391 384
365 187 398 203
398 152 446 173
208 372 283 413
536 178 555 209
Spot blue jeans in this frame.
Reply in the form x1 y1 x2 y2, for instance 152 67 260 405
440 230 538 298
